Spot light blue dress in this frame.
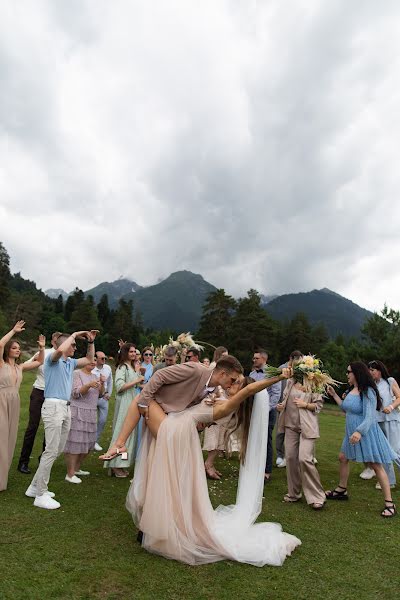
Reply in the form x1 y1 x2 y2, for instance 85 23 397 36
340 388 397 463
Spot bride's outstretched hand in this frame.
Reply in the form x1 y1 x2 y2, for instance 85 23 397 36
280 367 293 379
99 444 128 461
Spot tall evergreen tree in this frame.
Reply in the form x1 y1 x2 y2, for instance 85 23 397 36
0 242 11 308
197 289 236 348
228 289 278 370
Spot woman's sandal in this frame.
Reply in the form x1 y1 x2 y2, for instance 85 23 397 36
283 494 301 503
99 448 128 461
325 485 349 500
311 502 325 510
381 500 397 518
205 466 221 480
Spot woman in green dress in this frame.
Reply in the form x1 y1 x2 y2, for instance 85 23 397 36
104 344 144 477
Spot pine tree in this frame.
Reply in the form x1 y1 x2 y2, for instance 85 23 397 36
197 289 236 348
0 242 11 308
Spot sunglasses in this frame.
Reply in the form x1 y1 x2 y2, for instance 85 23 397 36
346 369 352 374
98 357 106 360
143 353 153 357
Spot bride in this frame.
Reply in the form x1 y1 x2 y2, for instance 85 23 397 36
104 368 301 567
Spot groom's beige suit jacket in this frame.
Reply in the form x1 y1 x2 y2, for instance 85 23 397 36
139 362 212 413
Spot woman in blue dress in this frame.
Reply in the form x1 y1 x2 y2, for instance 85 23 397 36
325 362 397 518
368 360 400 489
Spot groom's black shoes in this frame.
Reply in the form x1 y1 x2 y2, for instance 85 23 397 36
136 530 143 544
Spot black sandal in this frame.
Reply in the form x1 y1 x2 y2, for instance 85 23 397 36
381 500 397 518
325 485 349 500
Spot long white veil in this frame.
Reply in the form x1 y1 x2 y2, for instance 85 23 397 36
214 389 269 525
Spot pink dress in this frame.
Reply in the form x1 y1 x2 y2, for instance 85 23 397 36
0 363 23 491
126 399 300 566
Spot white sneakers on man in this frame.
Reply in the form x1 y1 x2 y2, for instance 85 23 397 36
359 467 375 479
25 485 55 498
276 457 286 468
34 494 61 510
94 442 103 451
65 474 82 484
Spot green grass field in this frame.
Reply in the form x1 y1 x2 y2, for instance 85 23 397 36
1 372 398 600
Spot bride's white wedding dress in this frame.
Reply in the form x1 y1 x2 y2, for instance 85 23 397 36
126 390 301 566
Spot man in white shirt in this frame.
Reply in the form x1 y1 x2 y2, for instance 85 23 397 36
92 351 113 451
17 332 61 474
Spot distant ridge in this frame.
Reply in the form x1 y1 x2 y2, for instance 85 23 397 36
264 288 373 338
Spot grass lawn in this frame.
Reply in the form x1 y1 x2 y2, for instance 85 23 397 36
1 372 398 600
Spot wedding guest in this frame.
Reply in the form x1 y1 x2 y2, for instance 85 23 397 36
64 360 105 482
368 360 400 489
0 321 45 491
103 343 144 477
153 346 178 373
326 362 397 518
203 346 229 479
276 350 303 468
276 364 326 509
17 331 61 474
141 346 154 382
26 330 97 509
250 349 281 483
92 351 113 452
186 347 201 363
202 358 211 367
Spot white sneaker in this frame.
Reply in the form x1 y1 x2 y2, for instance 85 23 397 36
34 494 60 510
276 457 283 467
313 457 318 464
25 485 55 498
65 475 82 484
360 468 375 480
94 442 103 451
375 482 396 490
277 458 286 468
75 470 90 476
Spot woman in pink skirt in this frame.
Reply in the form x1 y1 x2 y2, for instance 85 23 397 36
64 360 105 483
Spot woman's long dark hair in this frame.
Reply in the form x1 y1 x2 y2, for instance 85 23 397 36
3 340 21 364
115 343 136 369
350 361 382 411
368 360 390 381
225 376 255 465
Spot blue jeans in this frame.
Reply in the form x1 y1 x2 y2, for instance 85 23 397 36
96 397 109 442
265 408 277 474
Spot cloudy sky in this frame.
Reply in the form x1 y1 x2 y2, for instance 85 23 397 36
1 0 399 311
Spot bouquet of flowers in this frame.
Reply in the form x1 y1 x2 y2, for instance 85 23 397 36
264 355 338 394
154 332 204 363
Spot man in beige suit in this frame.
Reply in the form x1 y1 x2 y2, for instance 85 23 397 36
105 356 244 454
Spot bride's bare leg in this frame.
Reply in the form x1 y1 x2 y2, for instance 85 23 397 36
145 401 167 438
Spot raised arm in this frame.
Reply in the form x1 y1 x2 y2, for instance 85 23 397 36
0 321 25 364
213 370 292 421
22 335 46 371
76 330 99 367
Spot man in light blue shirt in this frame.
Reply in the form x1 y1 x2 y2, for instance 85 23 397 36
250 349 281 482
26 329 98 509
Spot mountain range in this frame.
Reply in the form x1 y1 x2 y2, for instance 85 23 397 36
45 272 373 337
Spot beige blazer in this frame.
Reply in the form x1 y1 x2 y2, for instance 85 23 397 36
139 362 212 413
278 379 323 439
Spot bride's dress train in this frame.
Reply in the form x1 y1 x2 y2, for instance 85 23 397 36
126 390 301 566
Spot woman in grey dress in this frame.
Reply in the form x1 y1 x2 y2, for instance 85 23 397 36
104 344 144 477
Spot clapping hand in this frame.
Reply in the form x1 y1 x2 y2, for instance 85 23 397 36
100 374 107 383
37 334 46 348
276 402 284 412
13 320 26 334
118 338 126 349
326 385 335 397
